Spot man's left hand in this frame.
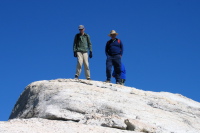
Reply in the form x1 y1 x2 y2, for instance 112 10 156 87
89 51 93 58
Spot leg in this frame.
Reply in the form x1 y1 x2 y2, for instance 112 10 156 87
83 52 90 79
75 52 83 77
113 55 121 83
106 56 112 81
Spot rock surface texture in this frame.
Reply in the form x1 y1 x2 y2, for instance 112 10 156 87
2 79 200 133
0 118 137 133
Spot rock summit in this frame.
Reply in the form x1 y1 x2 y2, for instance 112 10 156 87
1 79 200 133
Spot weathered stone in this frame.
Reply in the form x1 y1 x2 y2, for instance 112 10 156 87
8 79 200 133
124 119 157 132
0 118 138 133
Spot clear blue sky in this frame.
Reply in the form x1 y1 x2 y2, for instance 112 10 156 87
1 0 200 121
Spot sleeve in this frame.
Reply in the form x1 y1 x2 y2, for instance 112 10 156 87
105 41 109 56
87 34 92 52
73 34 78 52
121 64 126 74
120 40 123 56
123 64 126 79
124 67 126 74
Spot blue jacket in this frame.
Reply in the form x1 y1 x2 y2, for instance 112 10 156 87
105 38 123 56
112 63 126 79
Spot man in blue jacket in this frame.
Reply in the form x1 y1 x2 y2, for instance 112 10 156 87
105 30 123 84
112 63 126 85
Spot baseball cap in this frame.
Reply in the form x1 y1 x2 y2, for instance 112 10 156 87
78 25 85 29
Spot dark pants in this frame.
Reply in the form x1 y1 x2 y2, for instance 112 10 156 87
106 55 121 82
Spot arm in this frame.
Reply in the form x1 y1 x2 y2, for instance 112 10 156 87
73 34 78 52
86 34 92 52
120 41 123 56
105 43 108 56
121 64 126 74
105 41 110 56
122 64 126 79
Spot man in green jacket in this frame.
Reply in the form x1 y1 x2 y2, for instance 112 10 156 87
73 25 92 80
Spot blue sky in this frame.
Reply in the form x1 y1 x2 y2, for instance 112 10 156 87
1 0 200 121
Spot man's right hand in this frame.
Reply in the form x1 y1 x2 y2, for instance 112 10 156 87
74 52 77 57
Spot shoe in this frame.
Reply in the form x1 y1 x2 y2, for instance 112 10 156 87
116 82 121 85
121 79 125 86
105 80 110 83
87 78 91 80
74 75 79 80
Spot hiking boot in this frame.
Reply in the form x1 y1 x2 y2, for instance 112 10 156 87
121 79 125 86
105 80 111 83
116 82 122 85
74 75 79 80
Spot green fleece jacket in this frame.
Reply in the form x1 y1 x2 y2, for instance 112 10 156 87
73 33 92 52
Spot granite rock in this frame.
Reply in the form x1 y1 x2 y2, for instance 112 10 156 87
8 79 200 133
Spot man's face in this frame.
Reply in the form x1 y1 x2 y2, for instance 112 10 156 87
79 28 85 34
110 34 116 38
